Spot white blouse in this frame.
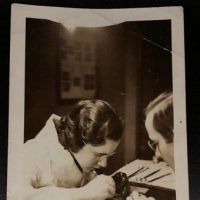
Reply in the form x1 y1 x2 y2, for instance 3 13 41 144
23 114 95 198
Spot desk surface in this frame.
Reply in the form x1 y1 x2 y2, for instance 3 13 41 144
114 159 175 191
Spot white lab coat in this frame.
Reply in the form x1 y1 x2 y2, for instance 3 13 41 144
23 114 86 199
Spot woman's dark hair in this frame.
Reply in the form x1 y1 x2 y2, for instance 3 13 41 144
145 92 173 143
54 99 123 152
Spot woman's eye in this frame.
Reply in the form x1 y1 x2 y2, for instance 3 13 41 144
95 153 102 157
95 153 106 158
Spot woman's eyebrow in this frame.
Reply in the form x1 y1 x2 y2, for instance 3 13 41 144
97 153 107 156
96 151 116 156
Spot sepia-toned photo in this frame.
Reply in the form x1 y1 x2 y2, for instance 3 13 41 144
8 4 188 200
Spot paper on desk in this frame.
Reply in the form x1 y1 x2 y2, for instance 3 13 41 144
114 159 175 190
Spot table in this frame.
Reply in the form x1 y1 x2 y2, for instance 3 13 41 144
112 159 176 200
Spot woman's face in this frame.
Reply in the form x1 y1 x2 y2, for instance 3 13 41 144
145 110 175 170
77 139 120 173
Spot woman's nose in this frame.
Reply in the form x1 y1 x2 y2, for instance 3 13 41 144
155 146 162 157
97 157 107 168
153 147 163 163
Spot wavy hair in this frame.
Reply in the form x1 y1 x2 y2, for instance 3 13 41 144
54 99 123 152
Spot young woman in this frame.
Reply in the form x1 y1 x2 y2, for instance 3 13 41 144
23 99 123 200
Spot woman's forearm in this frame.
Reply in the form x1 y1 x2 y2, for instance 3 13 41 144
23 186 90 200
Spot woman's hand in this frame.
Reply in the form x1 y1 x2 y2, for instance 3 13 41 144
126 191 155 200
82 174 116 200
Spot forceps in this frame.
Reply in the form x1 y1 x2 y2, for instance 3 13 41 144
135 169 161 182
127 166 149 179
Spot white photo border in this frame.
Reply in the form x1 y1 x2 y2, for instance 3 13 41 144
8 4 188 200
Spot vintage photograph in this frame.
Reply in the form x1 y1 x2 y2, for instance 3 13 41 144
8 5 188 200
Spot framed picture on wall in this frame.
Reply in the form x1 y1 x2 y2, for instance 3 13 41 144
57 28 96 99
